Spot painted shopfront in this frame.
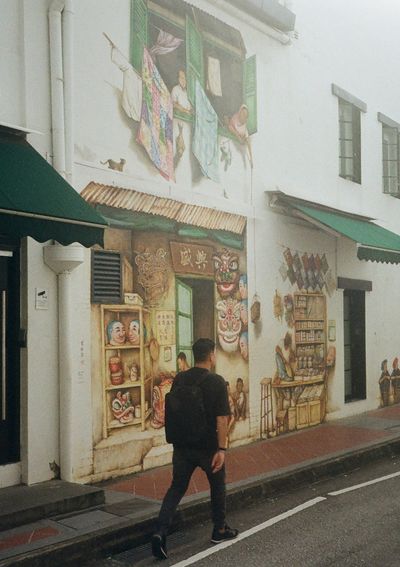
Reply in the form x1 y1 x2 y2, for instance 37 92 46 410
89 222 249 476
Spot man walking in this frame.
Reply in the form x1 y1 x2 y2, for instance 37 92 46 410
151 338 238 560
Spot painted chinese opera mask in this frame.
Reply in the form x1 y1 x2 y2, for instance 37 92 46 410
107 320 126 346
216 298 241 352
213 249 240 298
128 319 140 345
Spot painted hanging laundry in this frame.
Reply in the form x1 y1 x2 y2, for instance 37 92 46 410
111 44 143 122
192 79 219 183
150 29 183 57
207 56 222 97
137 48 174 181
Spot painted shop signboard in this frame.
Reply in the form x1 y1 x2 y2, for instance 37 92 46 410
170 241 214 276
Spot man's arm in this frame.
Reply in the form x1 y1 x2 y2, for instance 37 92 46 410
211 415 228 473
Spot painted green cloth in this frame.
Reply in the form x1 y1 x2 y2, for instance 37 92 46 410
192 79 219 183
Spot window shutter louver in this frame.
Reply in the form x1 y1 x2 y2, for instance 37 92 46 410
131 0 148 73
186 15 204 105
243 55 257 135
91 251 122 304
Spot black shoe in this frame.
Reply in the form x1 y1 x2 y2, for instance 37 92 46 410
211 524 239 543
151 533 168 560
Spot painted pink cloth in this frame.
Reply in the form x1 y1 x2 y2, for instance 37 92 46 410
137 48 174 181
150 29 183 57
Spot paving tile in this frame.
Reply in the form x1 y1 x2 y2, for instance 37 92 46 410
0 520 76 560
0 525 59 551
57 510 122 531
105 498 158 517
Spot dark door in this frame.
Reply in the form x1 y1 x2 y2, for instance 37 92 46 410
344 289 366 403
0 248 20 464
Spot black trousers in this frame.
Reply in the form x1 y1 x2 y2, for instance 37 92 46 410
157 446 226 536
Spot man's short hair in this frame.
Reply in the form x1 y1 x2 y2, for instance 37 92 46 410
192 338 215 362
177 352 187 361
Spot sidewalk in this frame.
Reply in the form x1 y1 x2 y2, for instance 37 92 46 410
1 405 400 567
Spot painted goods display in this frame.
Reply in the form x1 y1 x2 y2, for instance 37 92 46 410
273 292 327 432
101 304 153 436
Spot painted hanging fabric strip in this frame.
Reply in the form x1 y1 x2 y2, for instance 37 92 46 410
137 48 174 181
149 29 183 57
192 79 219 183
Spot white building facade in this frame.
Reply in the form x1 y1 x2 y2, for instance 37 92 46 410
1 0 400 487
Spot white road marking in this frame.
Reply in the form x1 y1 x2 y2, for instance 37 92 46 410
328 470 400 496
169 496 326 567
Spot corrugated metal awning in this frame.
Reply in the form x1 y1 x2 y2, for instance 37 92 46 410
81 182 246 235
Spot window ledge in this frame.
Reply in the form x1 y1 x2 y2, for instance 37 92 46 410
229 0 296 32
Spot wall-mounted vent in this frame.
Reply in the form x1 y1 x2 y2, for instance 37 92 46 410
91 250 122 304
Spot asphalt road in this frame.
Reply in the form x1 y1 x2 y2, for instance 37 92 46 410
91 455 400 567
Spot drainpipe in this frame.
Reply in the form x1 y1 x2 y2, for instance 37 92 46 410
44 244 84 482
49 0 66 177
49 0 74 182
48 0 78 481
62 0 74 184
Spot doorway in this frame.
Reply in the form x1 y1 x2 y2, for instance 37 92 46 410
176 278 214 367
344 289 366 402
0 246 20 464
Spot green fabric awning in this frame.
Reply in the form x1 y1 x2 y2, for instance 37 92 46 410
293 204 400 264
0 135 107 247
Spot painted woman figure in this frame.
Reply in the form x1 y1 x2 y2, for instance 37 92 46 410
391 357 400 404
275 332 296 381
177 351 190 372
379 359 391 406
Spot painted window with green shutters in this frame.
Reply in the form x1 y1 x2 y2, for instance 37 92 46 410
176 279 193 367
131 0 148 73
130 0 258 133
185 15 204 105
243 55 257 135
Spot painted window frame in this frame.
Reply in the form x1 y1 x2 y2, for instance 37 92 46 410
175 278 193 366
131 0 258 134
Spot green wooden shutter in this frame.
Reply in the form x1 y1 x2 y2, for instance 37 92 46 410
131 0 148 73
243 55 257 135
186 15 204 105
176 279 193 366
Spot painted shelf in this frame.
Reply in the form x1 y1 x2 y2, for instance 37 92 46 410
101 304 153 438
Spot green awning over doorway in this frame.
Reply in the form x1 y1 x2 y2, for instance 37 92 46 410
0 134 107 247
293 204 400 264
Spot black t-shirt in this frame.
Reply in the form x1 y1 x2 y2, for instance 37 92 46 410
172 367 230 450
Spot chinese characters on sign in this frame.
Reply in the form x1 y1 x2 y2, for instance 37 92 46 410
156 311 176 346
170 242 214 276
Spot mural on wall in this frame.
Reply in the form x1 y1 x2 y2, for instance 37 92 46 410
379 357 400 407
261 247 336 439
104 0 257 182
280 249 336 296
92 224 248 477
135 248 170 305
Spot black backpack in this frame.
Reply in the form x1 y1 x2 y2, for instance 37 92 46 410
165 372 209 446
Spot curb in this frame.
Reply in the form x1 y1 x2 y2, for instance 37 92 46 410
2 436 400 567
